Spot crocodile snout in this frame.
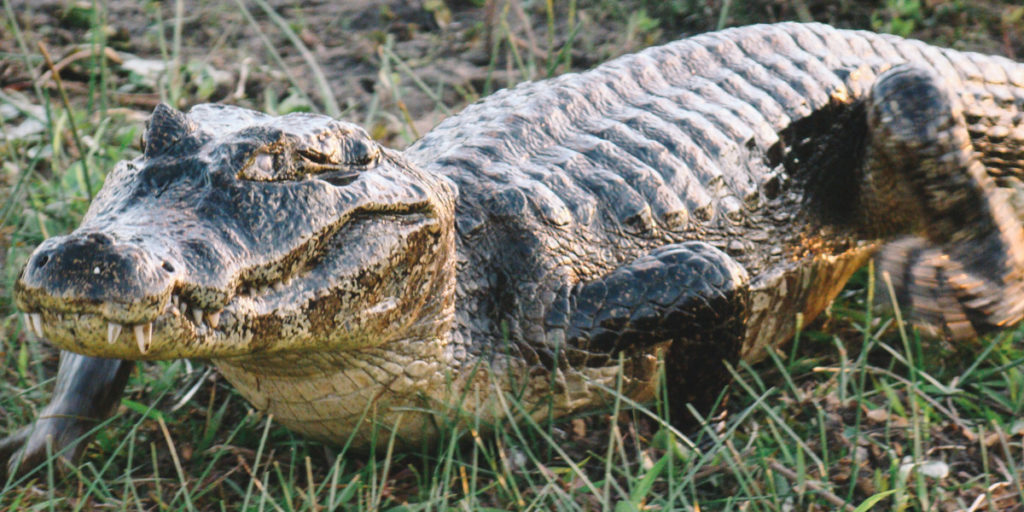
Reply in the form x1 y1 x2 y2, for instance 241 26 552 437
17 231 176 309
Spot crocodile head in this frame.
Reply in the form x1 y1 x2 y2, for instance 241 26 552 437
14 104 457 359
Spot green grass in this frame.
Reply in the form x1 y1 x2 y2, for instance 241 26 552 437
3 0 1024 509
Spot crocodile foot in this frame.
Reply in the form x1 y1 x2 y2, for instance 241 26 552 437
1 353 133 482
877 236 1024 340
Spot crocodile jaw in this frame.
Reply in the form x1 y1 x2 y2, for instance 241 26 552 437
17 210 455 359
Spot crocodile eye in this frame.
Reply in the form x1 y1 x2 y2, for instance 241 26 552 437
234 118 381 183
296 148 344 173
237 139 380 183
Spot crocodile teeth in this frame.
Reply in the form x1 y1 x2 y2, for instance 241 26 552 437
169 305 181 317
206 311 221 329
107 322 123 344
22 314 31 335
31 313 43 338
133 325 146 353
191 308 204 326
134 323 153 354
180 302 187 315
171 295 180 308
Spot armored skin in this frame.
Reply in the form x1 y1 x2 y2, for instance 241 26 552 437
5 22 1024 477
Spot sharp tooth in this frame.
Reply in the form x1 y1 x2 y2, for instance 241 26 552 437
180 302 187 315
206 311 221 329
172 295 180 308
22 314 31 334
134 324 149 354
144 322 153 347
107 322 122 344
169 305 181 317
191 308 203 326
56 314 63 323
31 314 43 338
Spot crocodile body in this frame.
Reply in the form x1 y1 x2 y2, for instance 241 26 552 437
5 22 1024 475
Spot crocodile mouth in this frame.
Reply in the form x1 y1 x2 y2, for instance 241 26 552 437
17 209 439 360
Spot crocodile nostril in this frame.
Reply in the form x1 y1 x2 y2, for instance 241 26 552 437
33 254 50 268
161 261 175 273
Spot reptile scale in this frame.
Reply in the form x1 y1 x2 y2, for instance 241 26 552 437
4 22 1024 477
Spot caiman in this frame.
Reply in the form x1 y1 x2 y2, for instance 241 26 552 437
4 22 1024 477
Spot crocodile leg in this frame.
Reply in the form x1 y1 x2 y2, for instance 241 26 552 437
557 242 750 423
0 352 133 481
861 65 1024 336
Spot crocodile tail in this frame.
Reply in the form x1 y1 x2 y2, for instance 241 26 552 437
877 236 1024 340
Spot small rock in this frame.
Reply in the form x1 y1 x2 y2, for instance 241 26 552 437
120 56 168 88
898 457 949 480
918 460 949 479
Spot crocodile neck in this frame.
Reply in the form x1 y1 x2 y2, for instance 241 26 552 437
212 316 664 449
